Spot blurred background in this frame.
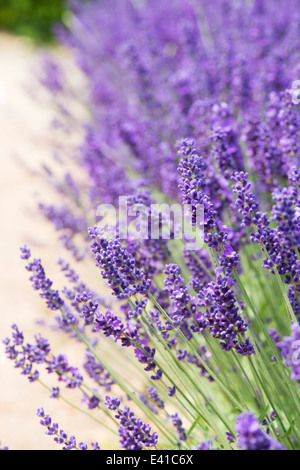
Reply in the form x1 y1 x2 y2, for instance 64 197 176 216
0 0 116 450
0 0 66 42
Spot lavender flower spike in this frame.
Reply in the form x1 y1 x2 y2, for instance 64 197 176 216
88 227 151 299
235 412 286 450
105 399 158 450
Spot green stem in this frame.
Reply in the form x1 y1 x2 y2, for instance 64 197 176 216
148 292 244 412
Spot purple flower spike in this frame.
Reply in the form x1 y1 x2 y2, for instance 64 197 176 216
235 412 286 450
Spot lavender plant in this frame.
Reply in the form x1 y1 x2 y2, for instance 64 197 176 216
3 0 300 451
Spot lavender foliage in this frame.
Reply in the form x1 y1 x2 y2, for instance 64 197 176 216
3 0 300 451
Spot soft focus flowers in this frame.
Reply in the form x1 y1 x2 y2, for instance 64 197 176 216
2 0 300 451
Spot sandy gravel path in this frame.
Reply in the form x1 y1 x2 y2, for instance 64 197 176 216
0 33 117 450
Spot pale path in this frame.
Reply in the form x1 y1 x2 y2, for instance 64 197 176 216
0 33 117 450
